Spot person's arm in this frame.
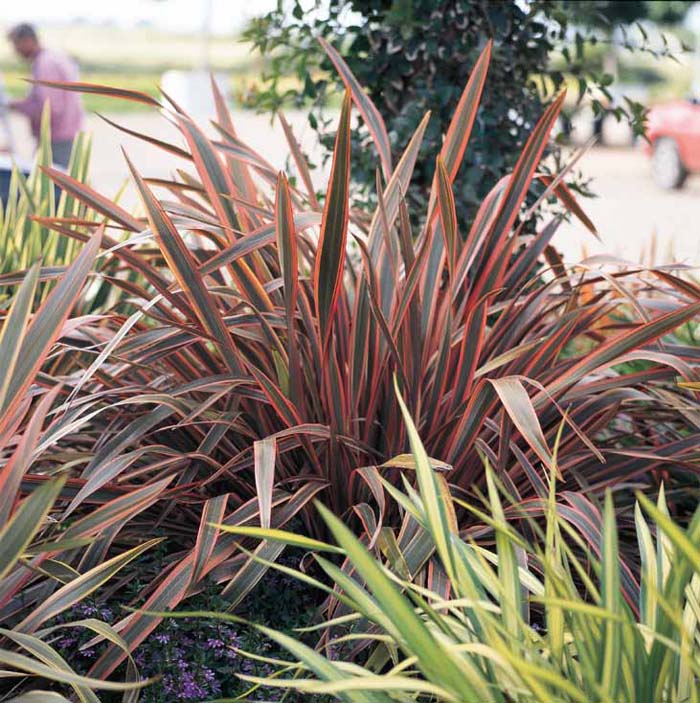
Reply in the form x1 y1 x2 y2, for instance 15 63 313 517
0 76 14 154
9 56 68 124
9 88 42 116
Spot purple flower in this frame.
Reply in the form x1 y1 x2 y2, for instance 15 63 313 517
180 670 206 700
77 604 98 617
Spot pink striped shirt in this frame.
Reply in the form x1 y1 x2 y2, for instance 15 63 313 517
13 49 84 141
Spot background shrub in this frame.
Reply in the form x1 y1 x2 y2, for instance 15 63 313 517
244 0 680 225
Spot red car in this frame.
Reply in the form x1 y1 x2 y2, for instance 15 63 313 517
645 98 700 189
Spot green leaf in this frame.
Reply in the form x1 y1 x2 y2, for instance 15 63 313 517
0 479 65 581
314 91 352 353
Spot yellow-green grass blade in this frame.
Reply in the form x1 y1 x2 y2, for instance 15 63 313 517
0 478 65 581
393 377 458 585
598 491 622 699
214 524 343 554
0 261 40 413
316 502 494 702
0 641 146 691
635 501 658 638
7 691 73 703
485 468 524 637
638 492 700 574
313 554 397 634
254 627 401 703
2 629 98 703
308 674 459 700
17 539 161 633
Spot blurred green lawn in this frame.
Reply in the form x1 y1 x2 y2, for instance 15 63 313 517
0 23 267 112
2 70 165 112
0 22 692 115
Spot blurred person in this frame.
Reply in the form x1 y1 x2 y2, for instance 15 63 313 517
0 72 14 156
6 23 84 168
0 72 16 206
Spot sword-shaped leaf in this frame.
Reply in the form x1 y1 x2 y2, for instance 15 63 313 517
126 156 243 375
314 92 352 354
319 37 392 181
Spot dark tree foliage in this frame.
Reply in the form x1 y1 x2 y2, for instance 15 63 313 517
244 0 682 225
562 0 694 27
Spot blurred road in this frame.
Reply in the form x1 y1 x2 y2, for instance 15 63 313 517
6 111 700 267
6 108 324 201
556 146 700 267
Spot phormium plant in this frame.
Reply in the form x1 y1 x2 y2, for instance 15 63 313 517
0 255 149 702
6 38 700 682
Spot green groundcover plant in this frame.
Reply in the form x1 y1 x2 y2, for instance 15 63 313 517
204 386 700 703
46 557 328 703
2 37 700 695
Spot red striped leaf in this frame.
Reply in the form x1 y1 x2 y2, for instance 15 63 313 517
2 231 102 423
490 376 552 470
319 37 392 180
278 112 321 210
0 261 40 415
254 438 277 529
191 494 229 587
275 172 302 404
435 156 458 279
126 155 244 375
41 167 143 231
314 92 352 354
31 79 161 107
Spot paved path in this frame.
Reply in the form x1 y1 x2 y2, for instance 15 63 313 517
7 112 700 267
7 109 325 202
555 146 700 267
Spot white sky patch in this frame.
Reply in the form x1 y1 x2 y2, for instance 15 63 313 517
2 0 280 34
